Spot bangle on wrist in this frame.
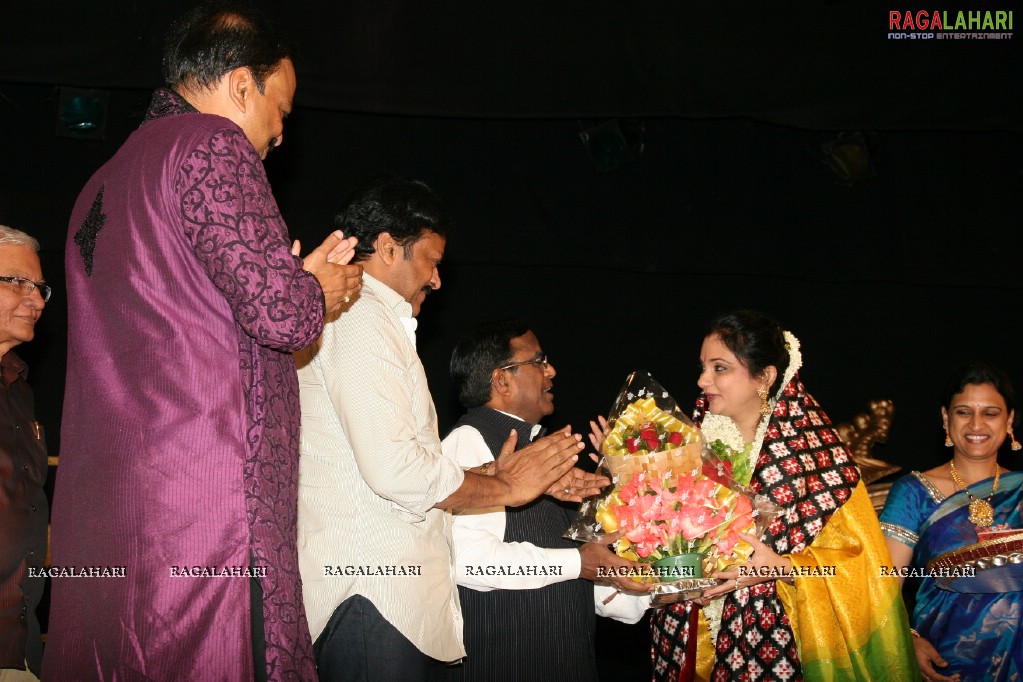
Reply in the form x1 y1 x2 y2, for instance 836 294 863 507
909 628 921 638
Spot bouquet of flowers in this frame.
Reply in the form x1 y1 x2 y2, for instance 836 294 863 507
596 468 757 578
565 372 701 544
601 395 703 480
566 372 780 591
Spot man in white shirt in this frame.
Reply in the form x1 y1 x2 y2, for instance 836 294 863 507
444 318 651 682
296 177 601 681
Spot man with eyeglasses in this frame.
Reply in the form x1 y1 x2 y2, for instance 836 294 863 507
295 176 607 681
0 225 49 682
444 318 651 682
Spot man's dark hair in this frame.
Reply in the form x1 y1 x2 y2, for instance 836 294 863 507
163 2 293 93
450 318 532 409
335 175 451 263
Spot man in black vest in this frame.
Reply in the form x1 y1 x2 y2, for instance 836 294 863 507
444 318 651 682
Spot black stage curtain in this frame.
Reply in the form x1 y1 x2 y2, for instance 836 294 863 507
2 81 1020 473
2 4 1021 671
1 2 1019 129
1 0 1021 520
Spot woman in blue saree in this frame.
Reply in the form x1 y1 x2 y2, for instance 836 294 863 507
881 362 1023 682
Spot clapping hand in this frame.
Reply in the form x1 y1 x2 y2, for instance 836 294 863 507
587 415 608 453
492 427 584 507
546 466 609 502
294 230 363 313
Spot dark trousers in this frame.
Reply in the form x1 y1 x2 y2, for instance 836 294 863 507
251 574 267 682
314 594 451 682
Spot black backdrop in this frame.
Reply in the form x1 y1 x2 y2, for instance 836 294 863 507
2 0 1022 523
2 97 1020 467
1 2 1022 670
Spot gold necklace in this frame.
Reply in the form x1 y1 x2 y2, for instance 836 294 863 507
949 460 1000 527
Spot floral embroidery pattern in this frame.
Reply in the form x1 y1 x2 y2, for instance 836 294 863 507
168 93 321 679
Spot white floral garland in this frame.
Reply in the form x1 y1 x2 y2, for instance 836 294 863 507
700 411 770 484
704 597 724 641
699 330 803 642
700 409 768 640
779 330 803 397
700 413 744 452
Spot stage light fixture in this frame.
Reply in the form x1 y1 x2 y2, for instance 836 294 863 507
820 131 877 185
579 119 644 172
56 87 108 140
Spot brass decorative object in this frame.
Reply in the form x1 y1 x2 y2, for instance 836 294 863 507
836 399 901 485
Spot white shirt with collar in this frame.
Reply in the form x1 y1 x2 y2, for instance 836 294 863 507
444 413 582 591
443 410 650 623
295 273 467 661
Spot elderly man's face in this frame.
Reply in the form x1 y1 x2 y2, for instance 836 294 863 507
0 245 46 353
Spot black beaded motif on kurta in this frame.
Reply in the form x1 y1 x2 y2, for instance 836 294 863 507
73 185 105 276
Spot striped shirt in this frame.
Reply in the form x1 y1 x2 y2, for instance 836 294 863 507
295 273 466 662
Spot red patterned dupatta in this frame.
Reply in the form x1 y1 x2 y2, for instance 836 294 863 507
651 374 860 682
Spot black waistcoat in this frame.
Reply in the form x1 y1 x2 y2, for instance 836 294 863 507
448 407 597 682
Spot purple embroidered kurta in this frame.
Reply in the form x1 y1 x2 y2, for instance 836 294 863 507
44 90 322 681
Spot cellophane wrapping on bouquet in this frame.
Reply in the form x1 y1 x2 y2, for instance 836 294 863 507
564 371 783 603
565 371 703 544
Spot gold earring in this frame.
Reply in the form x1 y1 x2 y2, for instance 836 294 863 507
757 387 771 417
944 429 953 447
1010 429 1021 452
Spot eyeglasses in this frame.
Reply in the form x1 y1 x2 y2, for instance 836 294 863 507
0 276 52 302
496 355 549 372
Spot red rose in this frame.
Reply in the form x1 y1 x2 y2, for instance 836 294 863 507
640 426 658 441
667 431 683 445
626 437 641 454
644 438 660 451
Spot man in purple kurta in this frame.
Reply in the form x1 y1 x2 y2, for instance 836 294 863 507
43 6 361 681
